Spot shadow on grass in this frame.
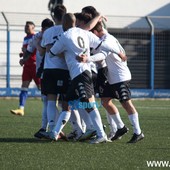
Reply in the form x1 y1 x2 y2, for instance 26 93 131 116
0 138 74 143
0 138 52 143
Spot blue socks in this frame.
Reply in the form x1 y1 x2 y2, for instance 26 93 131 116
19 88 28 109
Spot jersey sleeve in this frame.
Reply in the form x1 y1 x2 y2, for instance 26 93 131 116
41 32 46 49
41 29 54 48
49 35 65 57
88 52 107 62
27 36 36 53
101 36 126 55
87 31 102 49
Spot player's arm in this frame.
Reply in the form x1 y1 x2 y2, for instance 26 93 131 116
35 36 46 56
118 52 127 61
19 50 32 66
77 51 107 63
19 38 36 66
49 38 65 58
100 40 127 61
88 31 127 61
82 14 106 31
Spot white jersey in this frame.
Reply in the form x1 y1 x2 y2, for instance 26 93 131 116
50 27 102 80
90 46 107 69
102 33 131 84
27 31 42 72
89 61 98 74
41 25 68 70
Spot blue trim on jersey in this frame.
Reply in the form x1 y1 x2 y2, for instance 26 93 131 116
24 34 34 41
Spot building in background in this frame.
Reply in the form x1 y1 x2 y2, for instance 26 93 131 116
0 0 170 97
0 0 170 16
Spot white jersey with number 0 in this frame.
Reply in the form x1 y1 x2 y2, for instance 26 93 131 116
50 27 102 79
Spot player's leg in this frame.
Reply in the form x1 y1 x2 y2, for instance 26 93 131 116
97 67 120 139
101 97 128 140
34 94 48 139
77 108 96 141
10 65 38 116
19 81 30 109
41 69 60 132
106 112 117 139
75 70 109 144
50 100 71 141
10 76 30 116
67 109 83 140
34 77 49 139
43 69 71 141
41 94 48 130
85 95 110 144
115 81 144 143
121 99 144 143
78 108 94 131
47 94 59 132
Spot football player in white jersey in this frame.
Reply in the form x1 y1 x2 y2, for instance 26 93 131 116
67 12 105 141
37 5 69 140
89 46 126 140
80 21 144 143
48 13 114 144
18 18 54 138
76 10 123 140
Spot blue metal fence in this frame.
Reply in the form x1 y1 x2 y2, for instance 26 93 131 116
0 12 170 98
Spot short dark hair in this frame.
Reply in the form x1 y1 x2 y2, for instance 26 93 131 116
91 21 103 32
48 0 63 12
26 21 35 27
82 6 99 18
52 4 67 21
74 13 92 24
41 18 54 28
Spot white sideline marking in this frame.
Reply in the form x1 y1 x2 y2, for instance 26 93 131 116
116 105 170 110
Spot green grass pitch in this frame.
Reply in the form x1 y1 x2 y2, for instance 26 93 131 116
0 98 170 170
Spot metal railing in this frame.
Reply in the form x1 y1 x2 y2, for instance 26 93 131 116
0 12 170 98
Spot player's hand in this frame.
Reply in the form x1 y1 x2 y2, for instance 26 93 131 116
99 15 107 22
58 52 64 58
19 59 25 66
76 54 88 63
119 52 127 61
19 52 23 58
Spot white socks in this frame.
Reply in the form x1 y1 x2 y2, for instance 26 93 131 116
128 113 141 135
78 109 94 131
69 110 83 135
41 95 48 130
106 112 117 134
47 100 59 132
53 111 71 134
89 108 105 138
111 113 124 129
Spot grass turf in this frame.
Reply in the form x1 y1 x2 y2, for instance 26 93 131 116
0 98 170 170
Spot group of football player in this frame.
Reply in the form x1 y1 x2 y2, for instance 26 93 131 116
10 2 144 144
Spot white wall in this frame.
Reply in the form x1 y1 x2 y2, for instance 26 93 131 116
0 0 170 16
64 0 170 16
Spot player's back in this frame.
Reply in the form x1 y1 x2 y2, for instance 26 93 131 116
104 33 131 84
42 25 68 70
62 27 98 79
42 25 63 46
50 26 101 79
